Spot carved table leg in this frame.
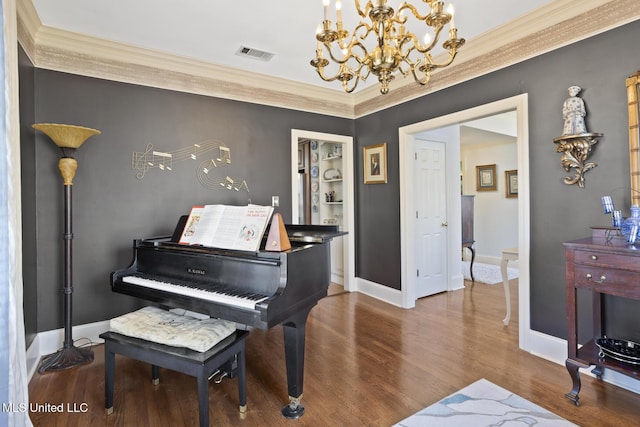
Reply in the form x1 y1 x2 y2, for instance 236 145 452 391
592 364 603 380
565 358 583 406
468 245 475 282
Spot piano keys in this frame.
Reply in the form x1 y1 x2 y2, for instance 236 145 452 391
110 219 345 418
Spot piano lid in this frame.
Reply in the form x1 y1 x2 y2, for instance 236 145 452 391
283 224 347 244
170 215 346 245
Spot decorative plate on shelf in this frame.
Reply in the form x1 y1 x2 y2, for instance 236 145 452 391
311 181 319 192
311 152 319 162
310 166 319 177
313 194 319 203
323 168 341 180
310 140 318 150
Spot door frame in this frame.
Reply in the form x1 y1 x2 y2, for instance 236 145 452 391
290 129 356 291
399 94 531 351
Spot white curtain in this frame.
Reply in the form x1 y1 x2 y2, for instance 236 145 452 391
2 0 33 425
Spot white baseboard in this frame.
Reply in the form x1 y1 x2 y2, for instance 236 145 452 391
356 277 404 307
331 273 344 285
26 320 110 382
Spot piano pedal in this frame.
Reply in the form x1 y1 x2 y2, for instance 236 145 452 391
209 354 241 383
212 371 228 384
208 369 226 383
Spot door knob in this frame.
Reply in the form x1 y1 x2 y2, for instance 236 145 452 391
441 221 448 227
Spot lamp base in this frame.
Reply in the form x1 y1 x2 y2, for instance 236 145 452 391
38 344 94 374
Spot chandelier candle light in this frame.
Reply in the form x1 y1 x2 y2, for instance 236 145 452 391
311 0 465 94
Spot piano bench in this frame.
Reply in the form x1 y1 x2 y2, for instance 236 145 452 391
100 329 249 427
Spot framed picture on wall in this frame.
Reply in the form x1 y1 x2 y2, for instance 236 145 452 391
505 169 518 198
476 164 497 191
363 143 387 184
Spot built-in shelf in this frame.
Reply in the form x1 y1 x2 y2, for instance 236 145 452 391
323 178 343 183
322 155 342 161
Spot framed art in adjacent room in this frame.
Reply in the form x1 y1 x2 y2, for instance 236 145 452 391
364 143 387 184
476 164 497 191
505 169 518 198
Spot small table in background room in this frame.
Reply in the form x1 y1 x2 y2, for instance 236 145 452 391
500 247 518 325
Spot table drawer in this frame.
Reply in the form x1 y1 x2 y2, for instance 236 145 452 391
573 249 640 273
573 265 640 299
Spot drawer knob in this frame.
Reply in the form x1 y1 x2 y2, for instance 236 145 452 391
586 273 606 283
591 255 598 260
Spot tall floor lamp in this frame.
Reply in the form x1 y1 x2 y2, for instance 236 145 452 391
33 123 101 373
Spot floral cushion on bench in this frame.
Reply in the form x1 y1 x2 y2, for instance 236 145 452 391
109 306 236 352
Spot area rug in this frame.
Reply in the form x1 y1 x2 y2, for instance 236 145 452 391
392 379 577 427
462 261 518 285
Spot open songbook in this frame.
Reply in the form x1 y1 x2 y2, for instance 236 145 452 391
178 204 274 251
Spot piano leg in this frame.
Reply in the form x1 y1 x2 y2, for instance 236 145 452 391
281 306 314 419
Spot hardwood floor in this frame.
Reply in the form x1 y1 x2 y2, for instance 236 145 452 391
28 280 640 426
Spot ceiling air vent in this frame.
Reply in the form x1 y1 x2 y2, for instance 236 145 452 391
235 46 275 62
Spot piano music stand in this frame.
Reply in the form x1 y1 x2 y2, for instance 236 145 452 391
33 123 100 373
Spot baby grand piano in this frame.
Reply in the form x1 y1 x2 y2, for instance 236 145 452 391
111 218 345 418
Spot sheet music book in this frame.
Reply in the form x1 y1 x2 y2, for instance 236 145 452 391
178 204 274 251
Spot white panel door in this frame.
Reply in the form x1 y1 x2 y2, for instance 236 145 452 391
415 140 448 298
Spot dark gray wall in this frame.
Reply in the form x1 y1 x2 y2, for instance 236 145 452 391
355 20 640 340
22 68 352 331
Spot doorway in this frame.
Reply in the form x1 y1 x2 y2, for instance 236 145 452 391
399 94 531 351
291 129 356 291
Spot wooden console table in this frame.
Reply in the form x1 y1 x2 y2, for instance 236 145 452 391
564 237 640 406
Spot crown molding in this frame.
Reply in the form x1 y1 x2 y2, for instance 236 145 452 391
354 0 640 117
16 0 640 119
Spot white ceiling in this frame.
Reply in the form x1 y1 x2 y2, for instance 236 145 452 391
30 0 553 92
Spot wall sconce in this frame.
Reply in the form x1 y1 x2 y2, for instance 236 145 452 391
553 86 603 188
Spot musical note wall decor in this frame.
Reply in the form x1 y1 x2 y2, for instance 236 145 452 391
132 138 249 193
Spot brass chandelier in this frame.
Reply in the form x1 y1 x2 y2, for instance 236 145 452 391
311 0 465 94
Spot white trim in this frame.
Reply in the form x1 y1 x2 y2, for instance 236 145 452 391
356 278 404 308
290 129 356 292
398 94 531 352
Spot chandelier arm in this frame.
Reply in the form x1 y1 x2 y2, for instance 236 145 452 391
323 40 368 66
355 0 374 19
409 66 431 86
315 63 367 94
342 74 362 93
354 21 375 42
395 62 412 78
397 3 430 21
314 67 347 83
427 50 460 69
414 26 446 54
